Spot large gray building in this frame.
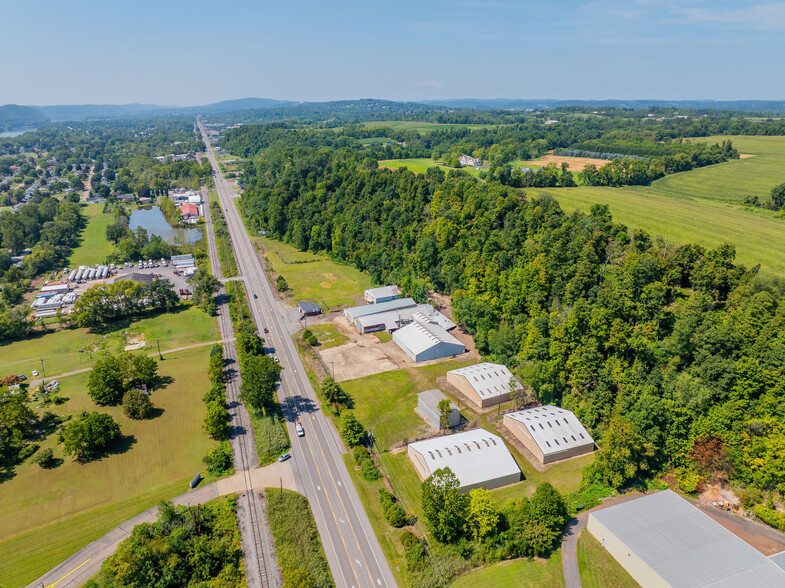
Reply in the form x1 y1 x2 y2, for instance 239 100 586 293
503 405 594 465
588 490 785 588
418 389 460 428
393 318 464 362
407 429 521 492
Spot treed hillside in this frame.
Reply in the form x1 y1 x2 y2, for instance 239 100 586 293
236 143 785 501
0 104 49 132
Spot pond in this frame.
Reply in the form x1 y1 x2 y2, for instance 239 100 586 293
129 206 202 245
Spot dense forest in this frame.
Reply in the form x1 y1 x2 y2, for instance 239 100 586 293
234 141 785 508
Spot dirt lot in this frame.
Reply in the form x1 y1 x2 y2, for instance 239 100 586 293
315 315 477 382
520 152 610 172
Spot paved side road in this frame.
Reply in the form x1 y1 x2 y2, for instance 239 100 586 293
26 463 296 588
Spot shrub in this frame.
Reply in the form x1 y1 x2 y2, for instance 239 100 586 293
33 447 57 468
339 411 366 447
122 389 154 420
203 441 234 477
360 458 381 481
19 443 39 461
354 445 370 463
203 399 230 440
276 275 288 291
400 529 419 549
387 503 407 527
379 489 396 511
753 504 785 532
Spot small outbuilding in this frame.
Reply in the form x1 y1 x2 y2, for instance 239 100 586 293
364 285 401 304
503 405 594 465
446 363 523 409
297 300 322 316
417 389 460 429
407 429 520 492
393 320 464 363
588 490 785 588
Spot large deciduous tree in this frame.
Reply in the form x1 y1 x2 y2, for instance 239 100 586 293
421 467 468 543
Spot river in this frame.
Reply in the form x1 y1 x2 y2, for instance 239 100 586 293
0 127 39 138
128 205 202 245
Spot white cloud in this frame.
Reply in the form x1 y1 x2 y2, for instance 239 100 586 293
679 3 785 29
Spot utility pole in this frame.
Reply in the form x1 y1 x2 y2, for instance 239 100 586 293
156 337 162 360
40 358 45 379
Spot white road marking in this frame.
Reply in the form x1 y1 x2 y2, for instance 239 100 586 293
317 485 321 491
338 480 342 486
356 559 362 567
377 580 382 586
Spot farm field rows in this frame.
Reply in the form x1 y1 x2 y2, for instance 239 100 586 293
530 136 785 277
0 306 218 378
0 343 218 587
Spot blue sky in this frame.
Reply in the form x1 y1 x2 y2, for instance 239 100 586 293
2 0 783 105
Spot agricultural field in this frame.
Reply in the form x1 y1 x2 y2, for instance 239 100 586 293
378 158 482 176
452 552 565 588
66 203 115 267
513 153 601 172
0 344 218 587
531 135 785 278
577 531 639 588
256 236 372 308
0 306 218 379
361 120 500 133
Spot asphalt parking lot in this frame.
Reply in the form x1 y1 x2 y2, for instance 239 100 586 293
112 262 193 294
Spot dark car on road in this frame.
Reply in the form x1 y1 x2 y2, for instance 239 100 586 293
253 294 258 299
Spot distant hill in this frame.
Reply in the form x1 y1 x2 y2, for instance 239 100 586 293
0 104 49 132
186 97 293 114
419 98 785 113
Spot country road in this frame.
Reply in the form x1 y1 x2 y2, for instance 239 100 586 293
198 118 397 588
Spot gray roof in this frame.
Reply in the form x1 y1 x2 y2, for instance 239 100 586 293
298 300 322 314
418 389 458 412
114 272 153 285
365 285 401 300
344 298 417 321
354 304 455 332
771 551 785 573
590 490 785 587
393 320 464 356
505 405 593 457
408 429 520 489
448 362 522 400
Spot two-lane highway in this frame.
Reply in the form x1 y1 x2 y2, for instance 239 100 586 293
198 119 396 588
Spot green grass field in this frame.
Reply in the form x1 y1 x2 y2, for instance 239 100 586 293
577 530 639 588
379 158 482 177
0 306 218 379
66 203 115 267
257 236 372 308
0 344 219 587
527 136 785 277
361 121 500 133
452 551 565 588
307 324 349 349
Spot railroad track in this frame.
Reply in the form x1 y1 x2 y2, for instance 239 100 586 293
205 184 276 588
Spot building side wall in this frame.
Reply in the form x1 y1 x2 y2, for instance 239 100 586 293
407 446 430 481
461 471 521 493
587 516 669 588
418 399 441 427
541 442 594 464
504 417 545 463
480 389 511 408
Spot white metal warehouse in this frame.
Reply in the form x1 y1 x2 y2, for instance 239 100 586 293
587 490 785 588
393 319 464 362
503 405 594 465
446 362 524 408
407 429 521 492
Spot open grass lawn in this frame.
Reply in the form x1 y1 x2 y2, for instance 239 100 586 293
532 135 785 278
0 344 219 587
577 530 639 588
308 324 349 349
452 551 565 588
379 158 482 177
257 236 372 308
66 203 115 267
0 306 218 378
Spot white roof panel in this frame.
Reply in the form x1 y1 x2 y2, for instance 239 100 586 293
393 321 463 356
448 363 522 399
365 285 401 299
505 405 593 456
591 490 785 587
409 429 520 489
345 298 417 320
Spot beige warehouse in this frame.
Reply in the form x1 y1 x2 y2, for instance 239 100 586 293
503 405 594 465
446 362 523 409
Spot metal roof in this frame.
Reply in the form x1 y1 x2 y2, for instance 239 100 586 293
344 298 417 321
505 405 593 456
365 285 401 300
590 490 785 587
418 389 458 413
408 429 520 489
354 305 455 332
771 551 785 573
448 362 522 399
393 320 464 356
297 300 322 314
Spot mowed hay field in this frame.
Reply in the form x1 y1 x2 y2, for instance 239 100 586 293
0 344 218 587
66 203 115 267
257 236 372 308
532 135 785 277
379 158 482 176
